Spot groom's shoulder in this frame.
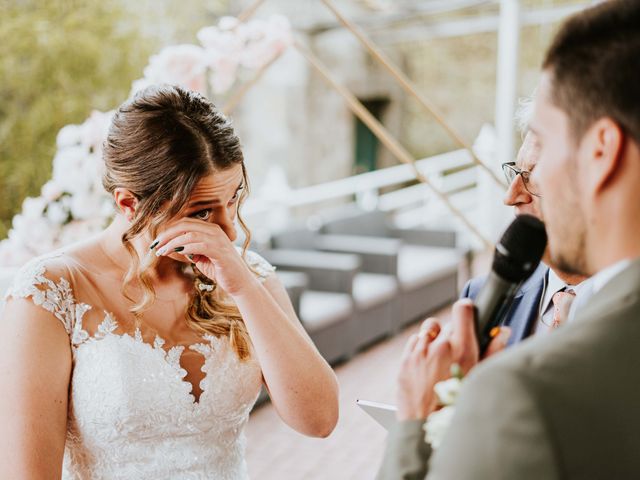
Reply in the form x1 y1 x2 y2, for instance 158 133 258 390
466 306 640 411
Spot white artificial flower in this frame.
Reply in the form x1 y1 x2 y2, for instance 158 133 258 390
142 44 207 95
423 406 456 449
46 201 69 225
218 16 240 31
198 26 243 57
41 180 64 202
52 146 91 195
81 151 106 194
100 198 116 219
240 16 292 69
21 197 47 220
0 237 34 267
423 367 465 449
265 14 293 52
57 219 103 246
69 192 104 221
198 24 242 94
80 110 113 153
9 214 57 255
434 377 463 406
56 124 83 149
130 77 154 97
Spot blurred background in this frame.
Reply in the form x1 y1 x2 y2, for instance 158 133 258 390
0 0 591 478
0 0 588 240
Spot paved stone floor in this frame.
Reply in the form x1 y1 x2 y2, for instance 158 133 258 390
245 304 453 480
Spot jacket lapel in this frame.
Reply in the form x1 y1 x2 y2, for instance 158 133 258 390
575 258 640 325
503 264 548 346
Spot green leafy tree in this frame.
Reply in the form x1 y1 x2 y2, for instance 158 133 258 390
0 0 158 238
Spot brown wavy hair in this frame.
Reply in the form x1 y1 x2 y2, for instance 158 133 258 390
102 85 253 360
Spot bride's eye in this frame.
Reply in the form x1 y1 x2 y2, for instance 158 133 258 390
191 209 211 221
229 186 244 204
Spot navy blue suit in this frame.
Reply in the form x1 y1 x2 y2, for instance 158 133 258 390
460 263 548 346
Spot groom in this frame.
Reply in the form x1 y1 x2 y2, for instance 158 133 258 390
377 1 640 478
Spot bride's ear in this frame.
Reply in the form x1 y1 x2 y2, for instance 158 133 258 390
113 188 139 222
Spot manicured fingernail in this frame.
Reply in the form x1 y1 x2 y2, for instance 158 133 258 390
187 254 194 260
174 246 184 253
156 246 167 256
149 240 159 250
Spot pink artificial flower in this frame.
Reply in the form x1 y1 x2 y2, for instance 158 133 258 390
142 44 208 95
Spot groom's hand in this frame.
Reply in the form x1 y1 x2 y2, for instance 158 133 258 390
395 299 511 421
396 318 452 421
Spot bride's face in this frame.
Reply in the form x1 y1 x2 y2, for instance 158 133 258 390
162 164 246 265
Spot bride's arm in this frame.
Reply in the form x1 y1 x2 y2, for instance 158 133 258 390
0 298 71 478
154 220 339 437
232 273 339 438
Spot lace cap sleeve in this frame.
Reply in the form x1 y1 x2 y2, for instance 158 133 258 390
3 252 88 338
241 249 276 282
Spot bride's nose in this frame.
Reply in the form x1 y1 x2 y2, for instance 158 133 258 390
214 208 237 242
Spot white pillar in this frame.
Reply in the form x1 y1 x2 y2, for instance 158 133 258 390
488 0 521 240
495 0 521 166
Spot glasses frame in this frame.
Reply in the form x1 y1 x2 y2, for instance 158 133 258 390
501 161 541 197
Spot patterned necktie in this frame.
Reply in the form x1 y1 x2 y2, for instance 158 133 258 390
551 288 576 329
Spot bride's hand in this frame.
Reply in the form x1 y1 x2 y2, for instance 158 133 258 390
151 219 259 296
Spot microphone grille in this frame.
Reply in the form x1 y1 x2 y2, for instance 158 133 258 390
493 215 548 283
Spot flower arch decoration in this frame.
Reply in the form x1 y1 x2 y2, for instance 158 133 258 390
0 15 292 268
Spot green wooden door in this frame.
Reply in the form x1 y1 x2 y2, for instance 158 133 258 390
354 98 388 173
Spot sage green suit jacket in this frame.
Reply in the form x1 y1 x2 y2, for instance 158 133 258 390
377 258 640 480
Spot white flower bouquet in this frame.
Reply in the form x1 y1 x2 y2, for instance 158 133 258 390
423 364 464 449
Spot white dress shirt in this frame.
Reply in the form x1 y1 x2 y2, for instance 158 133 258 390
533 268 585 335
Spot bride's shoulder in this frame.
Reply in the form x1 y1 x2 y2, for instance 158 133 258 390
9 250 74 293
5 237 101 304
3 243 102 335
237 247 275 282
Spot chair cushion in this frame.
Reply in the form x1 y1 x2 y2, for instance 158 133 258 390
398 245 460 290
276 270 309 290
352 273 398 310
299 291 353 333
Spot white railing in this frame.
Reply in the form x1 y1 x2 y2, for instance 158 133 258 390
243 147 499 249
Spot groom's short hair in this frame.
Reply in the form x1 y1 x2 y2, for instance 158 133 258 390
543 0 640 145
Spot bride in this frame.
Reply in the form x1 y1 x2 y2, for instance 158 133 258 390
0 85 339 479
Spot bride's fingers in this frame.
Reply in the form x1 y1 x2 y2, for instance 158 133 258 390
151 220 227 252
155 229 228 258
158 241 211 259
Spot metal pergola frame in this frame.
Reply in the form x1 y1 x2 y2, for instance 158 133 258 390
221 0 586 249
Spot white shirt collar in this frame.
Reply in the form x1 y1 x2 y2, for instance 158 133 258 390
541 268 567 316
590 258 633 295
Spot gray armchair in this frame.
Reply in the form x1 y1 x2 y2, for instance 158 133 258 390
319 207 464 328
259 248 360 365
271 228 401 355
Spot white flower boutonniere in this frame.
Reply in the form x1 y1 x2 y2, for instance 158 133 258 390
423 364 464 449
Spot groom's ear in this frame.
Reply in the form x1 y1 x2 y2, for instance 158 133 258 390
113 188 139 222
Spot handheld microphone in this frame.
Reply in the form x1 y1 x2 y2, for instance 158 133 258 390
475 214 547 353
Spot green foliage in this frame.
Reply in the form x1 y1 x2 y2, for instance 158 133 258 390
0 0 158 239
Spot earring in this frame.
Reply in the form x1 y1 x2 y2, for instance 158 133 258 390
198 283 214 292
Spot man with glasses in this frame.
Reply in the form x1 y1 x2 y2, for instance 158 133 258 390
378 3 640 478
461 113 587 342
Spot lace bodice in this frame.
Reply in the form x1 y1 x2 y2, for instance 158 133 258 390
2 249 275 479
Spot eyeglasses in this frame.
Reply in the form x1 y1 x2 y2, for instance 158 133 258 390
501 162 541 197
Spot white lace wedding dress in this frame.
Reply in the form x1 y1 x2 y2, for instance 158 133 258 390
3 249 275 479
